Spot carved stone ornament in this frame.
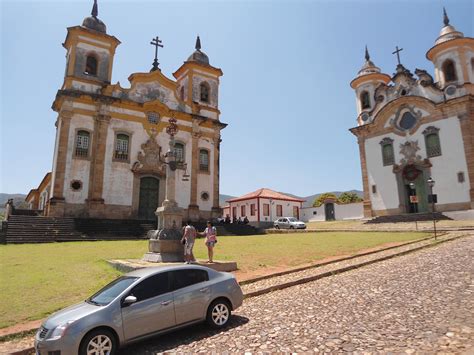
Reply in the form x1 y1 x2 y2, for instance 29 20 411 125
131 132 166 175
399 140 422 166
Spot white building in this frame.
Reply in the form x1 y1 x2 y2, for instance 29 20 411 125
350 10 474 217
300 202 364 222
226 188 305 227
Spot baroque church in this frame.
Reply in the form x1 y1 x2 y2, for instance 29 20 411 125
350 9 474 217
26 1 226 221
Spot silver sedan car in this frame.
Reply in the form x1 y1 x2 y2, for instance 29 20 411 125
274 217 306 229
34 265 243 355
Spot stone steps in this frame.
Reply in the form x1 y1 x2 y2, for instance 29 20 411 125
4 215 155 244
365 212 451 224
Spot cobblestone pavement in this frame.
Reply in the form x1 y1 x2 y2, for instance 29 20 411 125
120 234 474 354
241 233 462 296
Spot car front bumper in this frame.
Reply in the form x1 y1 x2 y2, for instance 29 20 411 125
35 334 79 355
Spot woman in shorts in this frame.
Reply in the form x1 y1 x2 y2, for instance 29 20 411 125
201 221 217 263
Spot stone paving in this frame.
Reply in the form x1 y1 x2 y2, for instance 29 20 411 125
119 233 474 354
241 233 462 296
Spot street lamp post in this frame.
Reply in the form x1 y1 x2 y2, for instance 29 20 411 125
427 177 437 240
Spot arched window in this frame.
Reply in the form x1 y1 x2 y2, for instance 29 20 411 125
423 126 442 158
174 142 185 162
199 82 210 103
114 134 130 161
199 149 209 171
471 58 474 75
75 130 90 157
380 137 394 166
360 91 370 110
442 59 457 82
85 55 98 76
180 86 185 101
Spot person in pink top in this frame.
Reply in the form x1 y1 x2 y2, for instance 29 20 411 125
200 221 217 263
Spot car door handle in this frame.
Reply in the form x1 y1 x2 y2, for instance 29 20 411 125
199 287 209 292
161 300 172 306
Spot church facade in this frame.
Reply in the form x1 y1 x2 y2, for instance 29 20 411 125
27 1 226 221
350 10 474 217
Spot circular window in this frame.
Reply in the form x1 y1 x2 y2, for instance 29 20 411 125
399 112 417 130
445 85 456 96
361 113 370 122
200 192 209 201
71 180 82 191
400 89 407 96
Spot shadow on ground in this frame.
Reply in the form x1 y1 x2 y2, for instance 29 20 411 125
117 315 249 354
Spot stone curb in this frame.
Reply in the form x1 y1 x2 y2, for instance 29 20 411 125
243 234 465 299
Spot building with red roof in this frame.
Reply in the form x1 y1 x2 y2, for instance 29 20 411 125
224 188 305 226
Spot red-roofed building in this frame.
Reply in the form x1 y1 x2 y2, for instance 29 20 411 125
225 188 305 227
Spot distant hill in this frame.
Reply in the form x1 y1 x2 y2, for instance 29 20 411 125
0 193 28 211
219 190 363 208
219 194 236 206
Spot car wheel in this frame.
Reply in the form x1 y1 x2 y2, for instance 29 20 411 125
207 299 231 328
79 328 117 355
289 226 294 229
275 225 280 229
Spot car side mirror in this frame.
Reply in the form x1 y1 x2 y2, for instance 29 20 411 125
122 295 137 307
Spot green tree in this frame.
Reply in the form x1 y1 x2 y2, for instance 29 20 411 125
313 193 338 207
338 192 363 204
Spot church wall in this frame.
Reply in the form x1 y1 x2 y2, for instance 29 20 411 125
49 119 61 200
197 138 214 212
427 117 471 205
366 116 471 213
172 130 192 209
103 119 145 206
366 134 400 212
63 114 94 204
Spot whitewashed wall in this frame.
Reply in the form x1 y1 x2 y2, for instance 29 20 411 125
63 114 94 203
365 116 470 212
300 203 364 222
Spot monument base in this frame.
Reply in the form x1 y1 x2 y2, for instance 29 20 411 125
108 259 238 273
143 239 184 262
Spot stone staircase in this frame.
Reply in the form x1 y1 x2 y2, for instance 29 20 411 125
3 215 155 244
365 212 451 224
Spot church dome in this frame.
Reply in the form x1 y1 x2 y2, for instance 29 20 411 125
82 0 107 34
187 36 210 65
356 46 381 77
435 8 463 45
82 16 106 34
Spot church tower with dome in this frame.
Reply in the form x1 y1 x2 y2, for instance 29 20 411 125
26 0 226 222
350 9 474 218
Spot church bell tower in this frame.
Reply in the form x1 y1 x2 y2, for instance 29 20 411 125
62 0 120 92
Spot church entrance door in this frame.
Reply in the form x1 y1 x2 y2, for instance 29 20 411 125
402 166 428 214
325 203 335 221
138 177 160 220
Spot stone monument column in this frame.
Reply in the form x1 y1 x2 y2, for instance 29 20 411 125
143 117 185 262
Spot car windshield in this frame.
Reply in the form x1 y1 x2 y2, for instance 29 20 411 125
87 276 138 306
288 218 298 222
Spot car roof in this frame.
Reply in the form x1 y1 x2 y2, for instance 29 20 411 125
124 264 218 278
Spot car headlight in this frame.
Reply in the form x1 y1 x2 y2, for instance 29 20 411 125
49 321 74 340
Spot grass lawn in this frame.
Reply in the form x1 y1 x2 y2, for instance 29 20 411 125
0 231 428 329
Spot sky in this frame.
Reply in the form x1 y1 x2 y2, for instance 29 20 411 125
1 0 473 197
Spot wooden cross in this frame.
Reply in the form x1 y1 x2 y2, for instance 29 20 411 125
150 36 163 71
392 46 403 66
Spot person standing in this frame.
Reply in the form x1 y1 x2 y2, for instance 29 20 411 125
201 221 217 263
181 221 196 264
